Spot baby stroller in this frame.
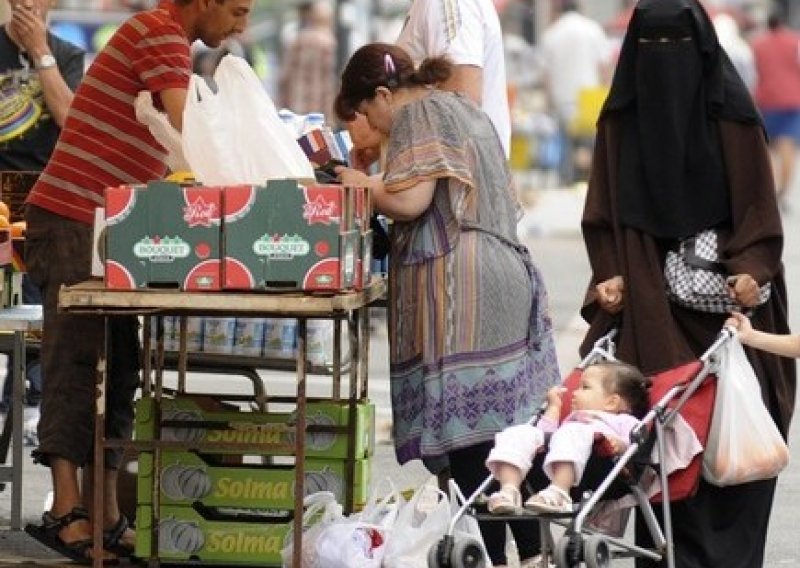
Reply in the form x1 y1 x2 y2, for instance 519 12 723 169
428 326 735 568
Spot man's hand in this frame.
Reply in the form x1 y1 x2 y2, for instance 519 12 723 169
9 1 49 59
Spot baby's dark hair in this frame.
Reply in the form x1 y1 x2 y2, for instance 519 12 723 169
334 42 453 121
592 361 652 419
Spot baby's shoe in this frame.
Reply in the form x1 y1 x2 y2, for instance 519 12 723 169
487 484 521 514
524 484 572 513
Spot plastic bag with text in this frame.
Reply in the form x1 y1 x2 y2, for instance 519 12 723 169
702 336 790 486
382 481 451 568
182 55 315 185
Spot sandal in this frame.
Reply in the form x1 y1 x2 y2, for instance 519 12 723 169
25 506 94 565
487 484 522 514
103 514 134 558
524 484 573 513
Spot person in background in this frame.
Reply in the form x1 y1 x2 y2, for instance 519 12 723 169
579 1 794 566
0 0 84 442
334 43 562 568
751 6 800 209
540 0 612 185
396 0 511 157
713 12 756 93
346 0 512 175
278 0 336 117
726 311 800 359
22 1 252 563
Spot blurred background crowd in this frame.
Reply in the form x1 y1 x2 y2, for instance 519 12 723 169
1 0 798 199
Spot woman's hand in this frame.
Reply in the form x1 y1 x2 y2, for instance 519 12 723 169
595 276 625 314
726 273 761 308
335 165 375 188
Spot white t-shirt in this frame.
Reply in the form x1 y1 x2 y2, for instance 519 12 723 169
397 0 511 157
540 11 611 124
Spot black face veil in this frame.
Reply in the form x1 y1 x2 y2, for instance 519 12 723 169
600 0 761 240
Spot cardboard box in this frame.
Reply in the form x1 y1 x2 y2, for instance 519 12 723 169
135 397 375 459
136 451 369 509
223 180 358 291
135 503 291 564
105 182 223 290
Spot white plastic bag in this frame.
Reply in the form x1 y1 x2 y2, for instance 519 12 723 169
702 336 790 486
134 91 190 173
281 491 343 568
182 55 315 185
312 481 401 568
382 481 451 568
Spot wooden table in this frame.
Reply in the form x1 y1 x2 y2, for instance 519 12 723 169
58 279 386 567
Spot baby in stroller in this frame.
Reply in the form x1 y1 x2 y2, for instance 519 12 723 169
484 361 651 514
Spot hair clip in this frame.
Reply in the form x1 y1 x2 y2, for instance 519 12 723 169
384 53 398 88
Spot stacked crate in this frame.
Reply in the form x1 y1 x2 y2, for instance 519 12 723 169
133 395 375 565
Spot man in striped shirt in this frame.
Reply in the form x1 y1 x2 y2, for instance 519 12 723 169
23 1 253 562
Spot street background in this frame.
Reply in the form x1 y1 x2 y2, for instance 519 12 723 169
0 183 797 565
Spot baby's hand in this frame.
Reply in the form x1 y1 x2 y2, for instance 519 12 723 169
546 386 565 408
607 436 627 456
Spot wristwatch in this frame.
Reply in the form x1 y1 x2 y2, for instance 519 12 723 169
35 54 56 70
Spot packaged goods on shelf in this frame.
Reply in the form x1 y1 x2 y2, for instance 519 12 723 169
203 317 237 354
233 318 268 357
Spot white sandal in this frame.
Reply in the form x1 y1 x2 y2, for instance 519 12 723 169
524 484 572 513
487 484 522 514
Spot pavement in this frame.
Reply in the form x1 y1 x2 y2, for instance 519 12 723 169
0 180 798 566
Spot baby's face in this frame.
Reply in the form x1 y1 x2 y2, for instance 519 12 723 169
572 366 616 412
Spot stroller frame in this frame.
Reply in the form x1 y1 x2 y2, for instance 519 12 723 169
430 327 735 568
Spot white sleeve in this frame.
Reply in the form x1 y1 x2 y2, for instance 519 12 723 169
399 0 484 68
441 0 484 68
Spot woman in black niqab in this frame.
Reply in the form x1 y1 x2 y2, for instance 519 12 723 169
602 0 761 240
580 2 793 568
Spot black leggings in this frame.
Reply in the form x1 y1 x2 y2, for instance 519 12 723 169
448 442 542 565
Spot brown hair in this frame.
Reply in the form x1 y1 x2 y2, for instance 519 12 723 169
334 42 453 121
592 361 652 419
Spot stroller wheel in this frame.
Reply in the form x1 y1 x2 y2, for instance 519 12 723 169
554 534 582 568
583 535 610 568
450 536 487 568
428 539 449 568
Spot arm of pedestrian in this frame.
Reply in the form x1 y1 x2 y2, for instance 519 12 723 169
441 64 483 106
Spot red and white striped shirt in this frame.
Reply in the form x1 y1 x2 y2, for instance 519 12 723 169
26 1 191 224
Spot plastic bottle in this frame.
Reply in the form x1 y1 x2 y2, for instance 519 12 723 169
303 112 326 134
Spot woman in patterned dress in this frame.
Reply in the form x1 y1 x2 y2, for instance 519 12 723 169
334 43 561 567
